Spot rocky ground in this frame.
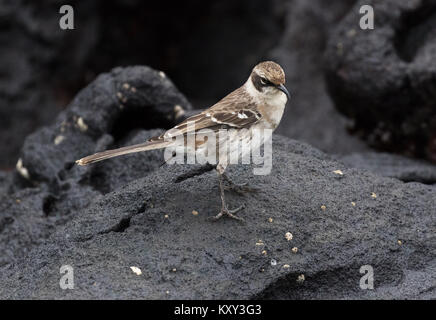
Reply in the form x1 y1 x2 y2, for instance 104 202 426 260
0 66 435 299
1 0 436 300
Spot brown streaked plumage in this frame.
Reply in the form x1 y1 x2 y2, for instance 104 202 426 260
76 61 290 221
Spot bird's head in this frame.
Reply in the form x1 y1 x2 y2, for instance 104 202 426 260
249 61 290 102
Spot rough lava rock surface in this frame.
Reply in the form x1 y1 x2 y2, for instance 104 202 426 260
0 65 191 268
325 0 436 162
1 136 435 299
0 66 435 299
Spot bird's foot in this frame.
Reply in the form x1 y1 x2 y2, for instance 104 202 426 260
209 204 245 222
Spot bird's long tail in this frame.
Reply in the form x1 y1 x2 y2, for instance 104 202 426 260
76 140 171 166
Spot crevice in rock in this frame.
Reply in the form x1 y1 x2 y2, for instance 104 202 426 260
0 217 14 233
394 2 436 63
110 105 173 146
98 203 146 235
42 195 58 217
174 163 216 183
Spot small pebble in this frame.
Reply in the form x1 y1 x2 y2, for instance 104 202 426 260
397 240 402 245
256 240 264 246
283 264 290 269
333 170 344 175
347 29 357 37
122 83 130 90
285 232 293 241
16 158 30 180
261 250 267 256
77 117 88 132
164 214 169 219
297 274 305 283
54 135 65 145
371 192 377 199
268 217 273 223
130 266 142 275
172 268 177 272
192 210 199 216
292 247 298 253
321 205 326 211
351 202 356 207
270 259 277 266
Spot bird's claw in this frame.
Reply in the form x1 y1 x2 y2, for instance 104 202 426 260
209 204 245 222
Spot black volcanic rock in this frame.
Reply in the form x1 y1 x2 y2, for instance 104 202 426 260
0 65 190 268
0 1 101 168
1 135 435 299
324 0 436 161
0 64 435 299
337 152 436 184
270 0 368 155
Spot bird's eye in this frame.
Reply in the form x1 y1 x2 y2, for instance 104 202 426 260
260 77 268 85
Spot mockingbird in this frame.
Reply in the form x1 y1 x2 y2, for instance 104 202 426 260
76 61 290 221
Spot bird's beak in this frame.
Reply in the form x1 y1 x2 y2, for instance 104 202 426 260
276 84 291 100
277 84 290 100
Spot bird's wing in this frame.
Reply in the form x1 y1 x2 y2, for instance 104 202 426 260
149 89 261 142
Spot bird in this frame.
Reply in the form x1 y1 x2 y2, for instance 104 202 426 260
76 61 290 221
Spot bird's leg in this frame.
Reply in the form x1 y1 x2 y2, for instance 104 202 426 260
222 172 258 194
210 169 245 221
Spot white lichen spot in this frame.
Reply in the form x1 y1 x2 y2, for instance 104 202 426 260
351 201 356 207
292 247 298 253
347 29 357 37
297 274 305 283
54 135 65 145
283 264 290 269
116 92 123 99
77 117 88 132
130 87 137 93
333 169 344 175
270 259 277 266
261 250 267 256
164 214 169 219
16 158 30 180
173 105 185 118
172 268 177 272
130 266 142 275
371 192 377 199
122 83 130 90
285 232 293 241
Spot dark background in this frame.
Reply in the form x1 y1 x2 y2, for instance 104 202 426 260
1 0 436 167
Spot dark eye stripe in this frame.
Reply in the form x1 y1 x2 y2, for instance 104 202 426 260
251 73 273 92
